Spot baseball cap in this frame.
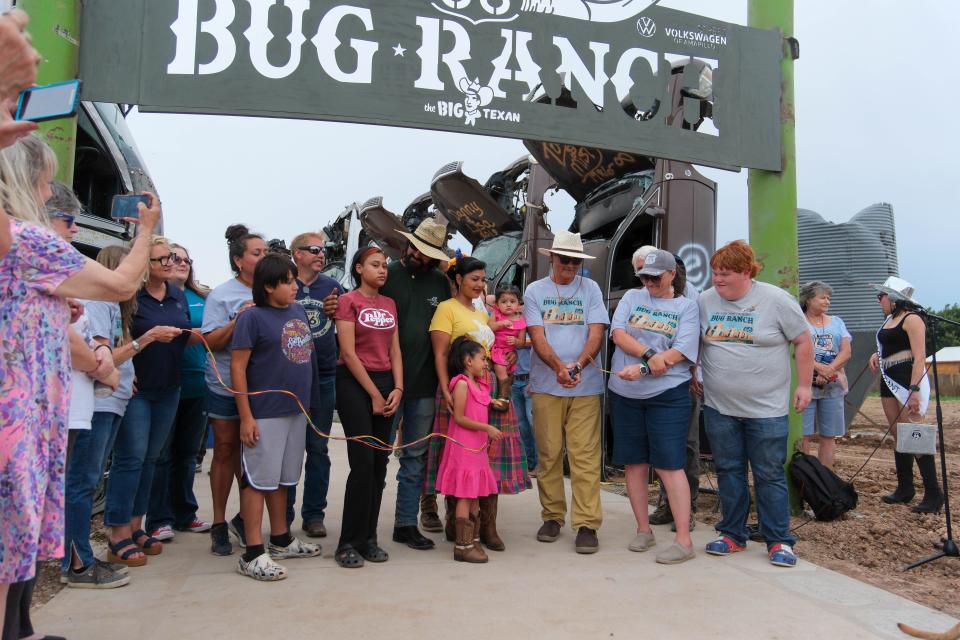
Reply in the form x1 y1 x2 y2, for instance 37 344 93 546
636 249 676 276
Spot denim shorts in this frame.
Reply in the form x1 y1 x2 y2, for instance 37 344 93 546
206 389 239 420
610 381 691 470
802 395 846 438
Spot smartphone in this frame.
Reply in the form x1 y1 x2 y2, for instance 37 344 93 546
110 194 150 220
14 79 82 123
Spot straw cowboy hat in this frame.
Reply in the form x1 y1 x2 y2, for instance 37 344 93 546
398 218 449 261
537 230 595 260
870 275 921 306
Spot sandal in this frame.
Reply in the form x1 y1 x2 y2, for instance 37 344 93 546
360 543 389 563
334 546 364 569
132 529 163 556
107 538 147 567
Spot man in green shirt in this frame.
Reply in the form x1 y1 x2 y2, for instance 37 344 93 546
380 219 452 549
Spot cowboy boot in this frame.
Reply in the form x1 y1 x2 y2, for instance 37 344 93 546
470 513 488 561
478 495 505 551
444 496 457 542
882 452 916 504
911 455 944 514
453 517 487 563
419 493 442 532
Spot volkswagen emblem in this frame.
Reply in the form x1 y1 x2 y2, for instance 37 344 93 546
637 16 656 38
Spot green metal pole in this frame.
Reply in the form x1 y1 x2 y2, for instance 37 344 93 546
747 0 802 512
17 0 80 184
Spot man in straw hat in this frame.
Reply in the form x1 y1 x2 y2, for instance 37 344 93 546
523 231 609 554
380 218 452 549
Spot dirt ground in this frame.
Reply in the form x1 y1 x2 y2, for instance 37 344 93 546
649 397 960 619
31 399 960 620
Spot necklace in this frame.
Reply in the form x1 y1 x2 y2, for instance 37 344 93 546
553 274 582 304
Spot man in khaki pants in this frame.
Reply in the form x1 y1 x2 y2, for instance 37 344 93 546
523 231 608 554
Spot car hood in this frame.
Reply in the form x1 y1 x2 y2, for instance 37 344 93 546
430 161 522 246
358 197 407 261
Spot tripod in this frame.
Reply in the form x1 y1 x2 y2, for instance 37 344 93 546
905 311 959 570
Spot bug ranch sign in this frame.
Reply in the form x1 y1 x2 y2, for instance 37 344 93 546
79 0 783 171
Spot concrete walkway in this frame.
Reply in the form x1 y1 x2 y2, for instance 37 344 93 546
36 423 957 640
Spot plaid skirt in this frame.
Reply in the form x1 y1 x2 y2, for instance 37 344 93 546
424 371 531 496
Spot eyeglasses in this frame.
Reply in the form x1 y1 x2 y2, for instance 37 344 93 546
637 272 665 283
50 211 75 227
297 245 325 255
877 293 887 301
150 253 174 266
171 254 193 266
557 255 583 266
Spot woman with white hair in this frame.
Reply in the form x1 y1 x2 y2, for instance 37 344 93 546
869 277 942 513
798 281 851 469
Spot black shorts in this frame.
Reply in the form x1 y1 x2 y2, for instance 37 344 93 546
880 362 912 398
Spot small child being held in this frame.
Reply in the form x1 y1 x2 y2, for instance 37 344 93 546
488 284 526 410
231 254 322 582
434 337 501 563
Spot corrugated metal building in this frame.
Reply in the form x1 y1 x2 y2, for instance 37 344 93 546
798 203 899 427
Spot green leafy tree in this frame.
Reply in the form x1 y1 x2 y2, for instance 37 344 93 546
925 304 960 355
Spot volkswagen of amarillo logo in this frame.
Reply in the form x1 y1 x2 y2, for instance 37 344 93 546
637 16 656 37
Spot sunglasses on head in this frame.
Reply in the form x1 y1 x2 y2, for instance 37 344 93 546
297 245 324 255
150 253 175 266
50 211 75 227
172 254 193 266
557 255 583 266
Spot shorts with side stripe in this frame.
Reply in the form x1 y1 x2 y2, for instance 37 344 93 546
241 414 307 491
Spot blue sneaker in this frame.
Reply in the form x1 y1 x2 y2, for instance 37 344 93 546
705 535 745 556
768 543 797 567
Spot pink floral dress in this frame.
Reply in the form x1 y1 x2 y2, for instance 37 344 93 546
0 220 86 583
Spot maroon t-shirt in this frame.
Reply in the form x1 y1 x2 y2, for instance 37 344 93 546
335 290 397 372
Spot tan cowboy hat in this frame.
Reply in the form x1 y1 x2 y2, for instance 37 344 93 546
398 218 449 261
537 230 595 260
870 275 920 305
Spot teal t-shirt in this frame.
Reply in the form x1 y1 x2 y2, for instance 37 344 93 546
181 288 207 399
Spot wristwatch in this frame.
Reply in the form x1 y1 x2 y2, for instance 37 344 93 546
909 384 920 392
131 339 142 353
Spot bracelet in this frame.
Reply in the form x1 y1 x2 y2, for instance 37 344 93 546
94 343 113 353
909 384 920 392
395 387 404 393
641 348 657 361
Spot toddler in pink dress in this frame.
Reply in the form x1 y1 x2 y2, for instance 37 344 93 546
488 285 526 410
435 337 501 563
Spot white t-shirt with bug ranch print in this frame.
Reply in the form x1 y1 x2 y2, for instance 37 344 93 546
608 288 699 400
698 281 809 419
523 275 609 397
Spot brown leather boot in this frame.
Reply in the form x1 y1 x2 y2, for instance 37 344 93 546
478 495 505 551
444 496 457 542
454 517 488 563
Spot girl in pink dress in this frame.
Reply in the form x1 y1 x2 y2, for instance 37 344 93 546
435 337 501 563
488 285 527 410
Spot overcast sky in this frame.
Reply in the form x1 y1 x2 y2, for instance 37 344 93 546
125 0 959 309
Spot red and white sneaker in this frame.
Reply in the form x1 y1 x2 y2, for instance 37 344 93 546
150 525 175 542
175 518 212 533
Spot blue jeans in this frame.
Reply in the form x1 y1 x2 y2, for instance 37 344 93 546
286 376 335 526
62 412 123 570
512 378 537 470
105 388 181 527
147 394 207 531
703 406 795 548
393 396 436 527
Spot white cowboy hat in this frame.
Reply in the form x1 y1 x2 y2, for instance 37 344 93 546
537 230 595 260
870 275 920 305
398 218 450 262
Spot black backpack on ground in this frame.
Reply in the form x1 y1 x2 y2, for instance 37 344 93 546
788 451 858 521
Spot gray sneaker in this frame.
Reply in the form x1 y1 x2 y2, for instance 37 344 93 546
66 560 131 589
60 559 129 584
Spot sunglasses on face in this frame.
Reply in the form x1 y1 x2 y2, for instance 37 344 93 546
50 212 76 227
172 254 193 266
150 253 174 266
877 293 887 301
557 255 583 266
637 272 665 283
297 245 325 256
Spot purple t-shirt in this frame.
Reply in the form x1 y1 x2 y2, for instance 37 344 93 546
232 304 315 419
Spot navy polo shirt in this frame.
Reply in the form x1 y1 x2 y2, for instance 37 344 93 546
131 282 192 391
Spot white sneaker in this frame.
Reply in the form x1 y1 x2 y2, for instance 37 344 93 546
150 525 175 542
237 553 287 581
268 536 321 559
